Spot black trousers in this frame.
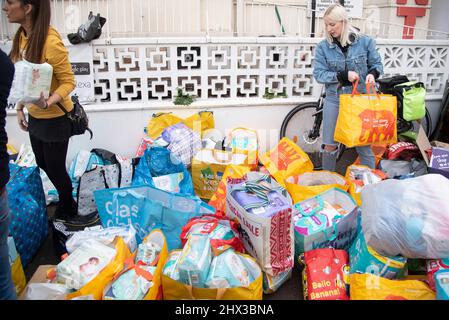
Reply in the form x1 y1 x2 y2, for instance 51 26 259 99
29 134 73 208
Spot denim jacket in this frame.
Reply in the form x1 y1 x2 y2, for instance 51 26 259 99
313 34 384 97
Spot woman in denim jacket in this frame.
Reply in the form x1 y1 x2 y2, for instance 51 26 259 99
313 4 384 171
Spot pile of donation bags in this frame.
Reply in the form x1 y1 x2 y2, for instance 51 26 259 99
11 109 449 300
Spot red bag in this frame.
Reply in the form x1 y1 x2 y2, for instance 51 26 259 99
301 248 350 300
386 142 420 161
180 214 245 255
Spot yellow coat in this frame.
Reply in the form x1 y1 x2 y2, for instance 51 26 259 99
19 26 75 119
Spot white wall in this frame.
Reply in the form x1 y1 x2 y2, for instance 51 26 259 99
6 97 443 167
5 104 298 166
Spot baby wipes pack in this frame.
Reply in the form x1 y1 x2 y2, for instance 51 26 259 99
178 234 212 287
205 249 254 289
163 250 182 281
56 239 116 290
8 60 53 106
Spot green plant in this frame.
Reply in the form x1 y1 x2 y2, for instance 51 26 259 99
174 88 196 105
263 88 288 99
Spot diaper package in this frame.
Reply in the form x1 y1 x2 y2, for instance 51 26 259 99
427 259 449 290
180 215 245 255
135 239 162 266
435 270 449 300
104 267 156 300
178 234 212 287
232 184 291 217
205 248 254 289
163 250 182 281
293 198 347 236
57 239 116 290
152 172 184 193
349 231 407 280
8 60 53 106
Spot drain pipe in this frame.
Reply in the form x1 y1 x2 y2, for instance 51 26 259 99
311 0 316 37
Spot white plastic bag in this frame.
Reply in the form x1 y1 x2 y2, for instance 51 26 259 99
65 225 137 254
361 174 449 259
8 60 53 106
24 283 72 300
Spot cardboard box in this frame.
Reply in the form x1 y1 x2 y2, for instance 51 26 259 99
416 125 449 179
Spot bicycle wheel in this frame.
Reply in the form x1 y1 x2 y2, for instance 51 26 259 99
280 103 324 169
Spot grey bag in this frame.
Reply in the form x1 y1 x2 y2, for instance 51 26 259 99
379 159 427 179
77 159 133 216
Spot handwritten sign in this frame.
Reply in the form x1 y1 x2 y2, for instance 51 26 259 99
430 147 449 171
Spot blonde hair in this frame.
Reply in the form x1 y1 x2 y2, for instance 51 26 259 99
323 3 360 47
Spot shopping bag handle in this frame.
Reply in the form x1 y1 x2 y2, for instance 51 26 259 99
351 78 361 96
366 82 381 100
185 285 227 300
296 196 324 217
322 214 343 242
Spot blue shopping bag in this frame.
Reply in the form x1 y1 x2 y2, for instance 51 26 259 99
94 185 215 250
132 147 194 195
6 163 48 267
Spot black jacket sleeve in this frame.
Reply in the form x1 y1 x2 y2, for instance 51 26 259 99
0 49 14 189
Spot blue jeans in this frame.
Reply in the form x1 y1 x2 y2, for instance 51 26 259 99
0 189 17 300
322 90 375 172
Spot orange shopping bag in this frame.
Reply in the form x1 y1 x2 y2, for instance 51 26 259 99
334 80 397 148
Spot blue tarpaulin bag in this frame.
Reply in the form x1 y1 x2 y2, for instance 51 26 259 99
132 147 195 196
94 185 215 250
6 163 48 267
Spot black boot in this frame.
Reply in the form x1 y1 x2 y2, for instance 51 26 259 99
54 199 83 224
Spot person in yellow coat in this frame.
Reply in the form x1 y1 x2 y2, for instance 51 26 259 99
4 0 79 221
313 4 384 172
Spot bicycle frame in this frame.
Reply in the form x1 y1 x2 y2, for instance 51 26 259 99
307 92 325 141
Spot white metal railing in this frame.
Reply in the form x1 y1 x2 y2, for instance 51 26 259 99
2 0 449 41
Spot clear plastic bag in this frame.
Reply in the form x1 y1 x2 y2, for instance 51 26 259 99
362 174 449 259
65 226 137 254
23 283 72 300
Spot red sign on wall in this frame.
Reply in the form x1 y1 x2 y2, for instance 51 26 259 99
396 0 429 39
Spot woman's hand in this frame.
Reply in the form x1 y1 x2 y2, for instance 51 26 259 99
365 74 376 85
17 110 29 132
348 71 360 83
33 92 48 109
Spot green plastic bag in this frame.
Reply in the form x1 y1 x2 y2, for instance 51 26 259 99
395 81 426 121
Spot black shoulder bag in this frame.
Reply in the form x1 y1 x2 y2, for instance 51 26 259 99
56 95 93 139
